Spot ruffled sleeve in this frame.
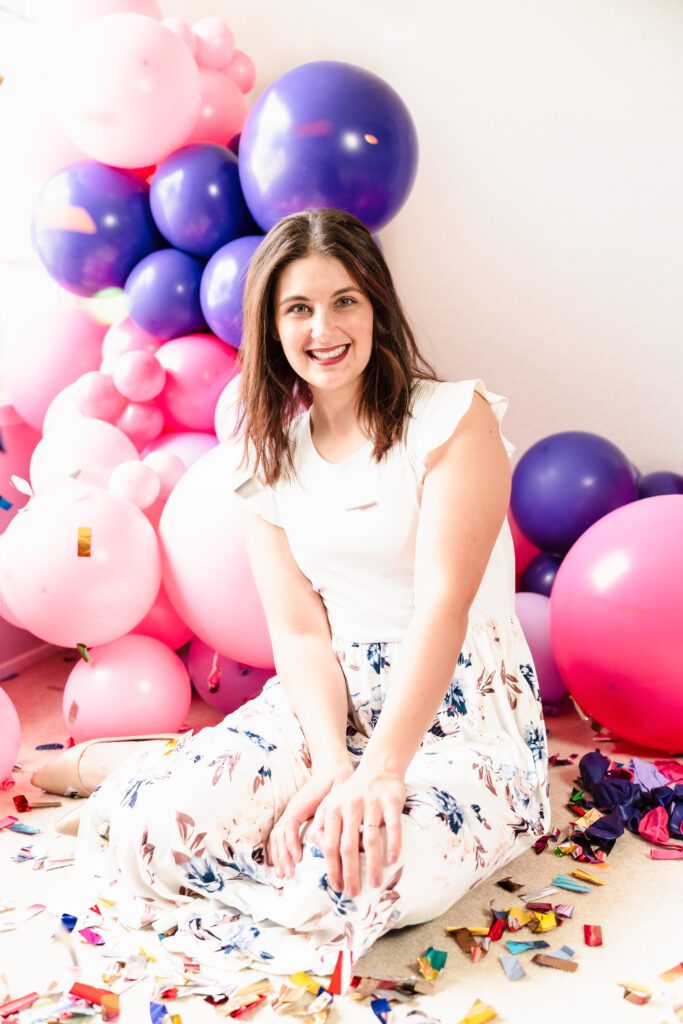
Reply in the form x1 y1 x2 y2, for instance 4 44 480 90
406 378 516 478
228 438 282 527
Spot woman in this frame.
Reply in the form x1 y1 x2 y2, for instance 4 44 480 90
71 207 550 982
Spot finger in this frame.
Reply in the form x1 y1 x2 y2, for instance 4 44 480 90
283 819 302 875
271 831 286 879
362 804 385 888
383 801 403 866
339 805 364 898
321 806 344 893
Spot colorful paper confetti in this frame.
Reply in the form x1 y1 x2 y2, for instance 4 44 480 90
584 924 603 947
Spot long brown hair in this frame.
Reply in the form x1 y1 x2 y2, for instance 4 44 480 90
236 207 439 485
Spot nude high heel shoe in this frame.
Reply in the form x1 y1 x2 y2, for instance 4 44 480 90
31 734 180 798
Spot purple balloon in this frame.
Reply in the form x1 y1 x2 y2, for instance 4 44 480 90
125 249 207 340
238 60 418 232
519 552 563 597
511 431 638 556
515 592 567 703
638 470 683 498
188 636 272 714
32 161 159 297
200 235 263 347
150 144 256 259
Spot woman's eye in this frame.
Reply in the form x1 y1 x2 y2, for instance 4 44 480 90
288 304 309 314
337 297 356 307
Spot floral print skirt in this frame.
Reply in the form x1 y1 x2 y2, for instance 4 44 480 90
75 615 550 983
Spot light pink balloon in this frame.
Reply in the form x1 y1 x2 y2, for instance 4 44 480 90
73 370 127 421
191 17 235 69
109 459 160 509
224 49 256 94
112 350 165 402
0 483 161 647
102 317 161 363
142 431 218 468
162 16 196 55
0 535 26 629
57 14 201 168
30 419 138 493
183 67 249 148
132 583 193 649
188 636 272 713
4 305 105 432
514 592 567 703
550 495 683 753
142 450 186 499
0 688 21 784
116 402 165 447
62 633 191 742
160 443 274 667
214 374 243 442
39 0 162 33
42 383 86 434
0 404 41 531
155 334 239 432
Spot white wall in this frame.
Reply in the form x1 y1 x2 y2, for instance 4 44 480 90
2 0 682 472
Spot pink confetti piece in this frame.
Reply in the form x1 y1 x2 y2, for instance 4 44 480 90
78 927 105 946
650 849 683 860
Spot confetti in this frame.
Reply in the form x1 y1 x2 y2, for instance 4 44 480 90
0 496 12 511
78 926 105 945
13 795 62 812
552 875 591 893
549 945 576 960
659 963 683 983
417 946 447 980
495 877 523 893
650 849 683 860
571 869 605 886
554 904 574 918
499 955 526 981
328 949 354 995
371 997 392 1023
77 526 92 557
532 953 579 972
35 743 65 750
584 924 603 947
449 928 486 962
505 940 549 955
457 999 497 1024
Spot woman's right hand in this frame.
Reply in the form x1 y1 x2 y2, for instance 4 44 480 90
266 754 355 879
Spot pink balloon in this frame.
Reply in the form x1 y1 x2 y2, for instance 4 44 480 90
57 14 201 168
62 633 191 742
30 419 138 493
142 431 218 468
0 536 26 628
0 688 21 784
160 444 274 667
155 334 239 432
142 450 186 499
508 507 542 584
162 16 196 55
112 350 165 402
42 383 87 434
4 304 105 432
116 402 165 447
132 583 193 649
0 483 161 647
39 0 162 32
188 636 272 713
224 49 256 94
73 370 127 421
214 374 243 442
514 592 567 703
183 67 249 149
550 495 683 753
102 317 161 363
109 460 160 509
0 404 41 531
191 17 235 69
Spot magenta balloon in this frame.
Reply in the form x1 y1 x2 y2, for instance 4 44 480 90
142 431 218 467
159 443 274 667
0 483 161 647
132 583 193 649
0 687 21 783
62 633 191 742
514 592 567 703
550 495 683 752
188 636 272 713
155 334 239 431
0 404 41 530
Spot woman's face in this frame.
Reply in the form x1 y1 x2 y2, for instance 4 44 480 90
272 253 374 399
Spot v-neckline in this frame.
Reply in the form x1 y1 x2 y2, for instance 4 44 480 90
303 410 373 467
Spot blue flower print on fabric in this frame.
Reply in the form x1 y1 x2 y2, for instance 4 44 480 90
524 724 547 763
519 663 541 703
226 726 278 754
319 874 358 915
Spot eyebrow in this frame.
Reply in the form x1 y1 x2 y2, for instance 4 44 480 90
278 286 362 307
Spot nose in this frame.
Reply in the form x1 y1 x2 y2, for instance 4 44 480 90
310 305 337 341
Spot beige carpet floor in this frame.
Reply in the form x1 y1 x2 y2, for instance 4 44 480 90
0 649 681 1023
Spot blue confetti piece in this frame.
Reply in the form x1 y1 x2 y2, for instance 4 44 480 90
0 496 12 511
8 822 40 834
371 997 392 1023
550 944 576 960
506 939 550 954
500 954 527 981
36 743 65 750
553 874 591 893
60 913 78 933
150 1002 168 1023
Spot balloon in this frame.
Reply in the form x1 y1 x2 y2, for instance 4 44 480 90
514 593 567 703
0 404 41 531
4 301 105 432
32 162 159 297
142 431 218 467
238 61 419 232
188 636 272 713
214 374 243 442
550 495 683 753
125 249 207 340
511 432 638 556
161 15 195 54
30 419 138 493
638 470 683 498
0 688 21 784
109 460 160 509
159 444 274 667
0 483 161 647
182 67 249 149
62 634 191 742
191 17 235 69
507 507 541 583
132 583 193 649
102 317 161 363
112 350 165 402
142 450 186 498
155 334 239 432
224 49 256 94
519 552 563 597
56 14 201 168
151 144 254 258
39 0 162 32
72 370 127 421
200 235 263 346
42 383 87 434
115 402 165 447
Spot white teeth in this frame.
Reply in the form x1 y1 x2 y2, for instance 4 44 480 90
309 345 348 361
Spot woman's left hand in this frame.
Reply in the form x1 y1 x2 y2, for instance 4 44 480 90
307 767 406 898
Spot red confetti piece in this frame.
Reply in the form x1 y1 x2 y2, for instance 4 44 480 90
584 924 603 947
488 918 506 942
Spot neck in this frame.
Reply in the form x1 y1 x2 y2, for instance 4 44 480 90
308 381 364 437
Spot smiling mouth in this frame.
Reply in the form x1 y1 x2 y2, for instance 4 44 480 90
306 344 350 363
